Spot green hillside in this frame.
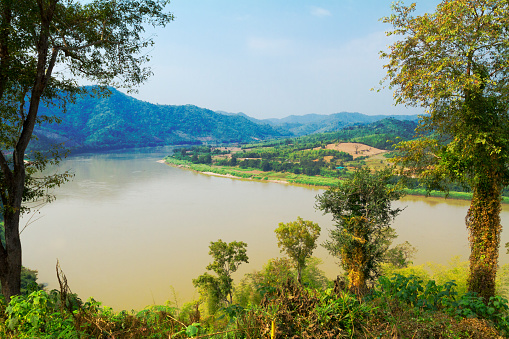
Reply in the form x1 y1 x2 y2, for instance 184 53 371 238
34 88 290 152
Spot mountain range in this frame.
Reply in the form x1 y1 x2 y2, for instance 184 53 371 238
33 87 419 153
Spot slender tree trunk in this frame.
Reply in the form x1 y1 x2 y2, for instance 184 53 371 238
466 172 502 301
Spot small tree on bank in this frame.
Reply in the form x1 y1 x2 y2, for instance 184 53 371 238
193 239 248 312
381 0 509 301
274 217 321 284
316 168 404 294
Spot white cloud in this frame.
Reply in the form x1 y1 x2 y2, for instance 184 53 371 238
246 37 294 56
310 6 332 17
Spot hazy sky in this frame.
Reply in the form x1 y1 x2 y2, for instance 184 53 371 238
126 0 442 119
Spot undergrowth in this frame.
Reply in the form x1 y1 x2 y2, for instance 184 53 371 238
1 272 507 338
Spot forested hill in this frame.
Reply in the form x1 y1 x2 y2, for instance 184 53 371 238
227 112 419 136
33 87 418 153
34 88 290 152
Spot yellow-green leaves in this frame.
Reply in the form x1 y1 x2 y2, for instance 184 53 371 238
274 217 320 284
381 0 509 301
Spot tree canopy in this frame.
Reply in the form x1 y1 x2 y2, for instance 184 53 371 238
381 0 509 300
316 168 404 294
274 217 321 284
193 239 248 309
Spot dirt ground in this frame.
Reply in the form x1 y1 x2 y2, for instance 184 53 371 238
323 142 387 159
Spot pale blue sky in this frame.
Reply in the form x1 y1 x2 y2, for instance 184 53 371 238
127 0 441 119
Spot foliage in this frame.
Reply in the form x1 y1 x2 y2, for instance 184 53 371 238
377 227 417 268
372 274 458 312
316 167 405 293
1 263 508 338
370 273 509 336
274 217 321 284
255 279 372 338
4 290 77 338
381 0 509 301
193 239 248 313
0 288 189 338
235 257 330 308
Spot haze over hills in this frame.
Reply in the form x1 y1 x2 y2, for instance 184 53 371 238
253 112 418 136
33 87 419 153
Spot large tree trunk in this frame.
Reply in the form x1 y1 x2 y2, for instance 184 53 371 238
347 246 367 295
466 173 502 301
0 166 24 301
0 214 22 301
345 218 368 295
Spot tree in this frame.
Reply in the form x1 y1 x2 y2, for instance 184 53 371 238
378 227 416 269
193 239 248 310
381 0 509 301
0 0 173 300
274 217 320 284
316 168 404 294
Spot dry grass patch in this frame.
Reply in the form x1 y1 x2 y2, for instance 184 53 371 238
324 142 387 159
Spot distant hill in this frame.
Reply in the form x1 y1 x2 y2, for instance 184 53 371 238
31 87 419 153
260 112 419 136
34 88 290 152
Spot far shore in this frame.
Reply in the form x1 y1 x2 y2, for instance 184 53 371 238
160 159 292 185
159 158 509 203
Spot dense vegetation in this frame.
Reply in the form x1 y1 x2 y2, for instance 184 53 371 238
33 88 290 152
382 0 509 301
169 118 415 179
166 117 509 202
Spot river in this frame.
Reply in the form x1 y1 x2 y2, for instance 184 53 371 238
19 147 509 311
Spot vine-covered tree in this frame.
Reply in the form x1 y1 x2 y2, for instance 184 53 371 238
0 0 173 300
381 0 509 301
316 168 404 294
274 217 320 284
193 239 248 310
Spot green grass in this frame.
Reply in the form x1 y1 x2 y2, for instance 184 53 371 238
164 157 341 187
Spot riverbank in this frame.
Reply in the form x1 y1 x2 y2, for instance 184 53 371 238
163 156 338 187
163 157 509 203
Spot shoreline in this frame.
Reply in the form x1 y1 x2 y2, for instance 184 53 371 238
159 158 509 203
